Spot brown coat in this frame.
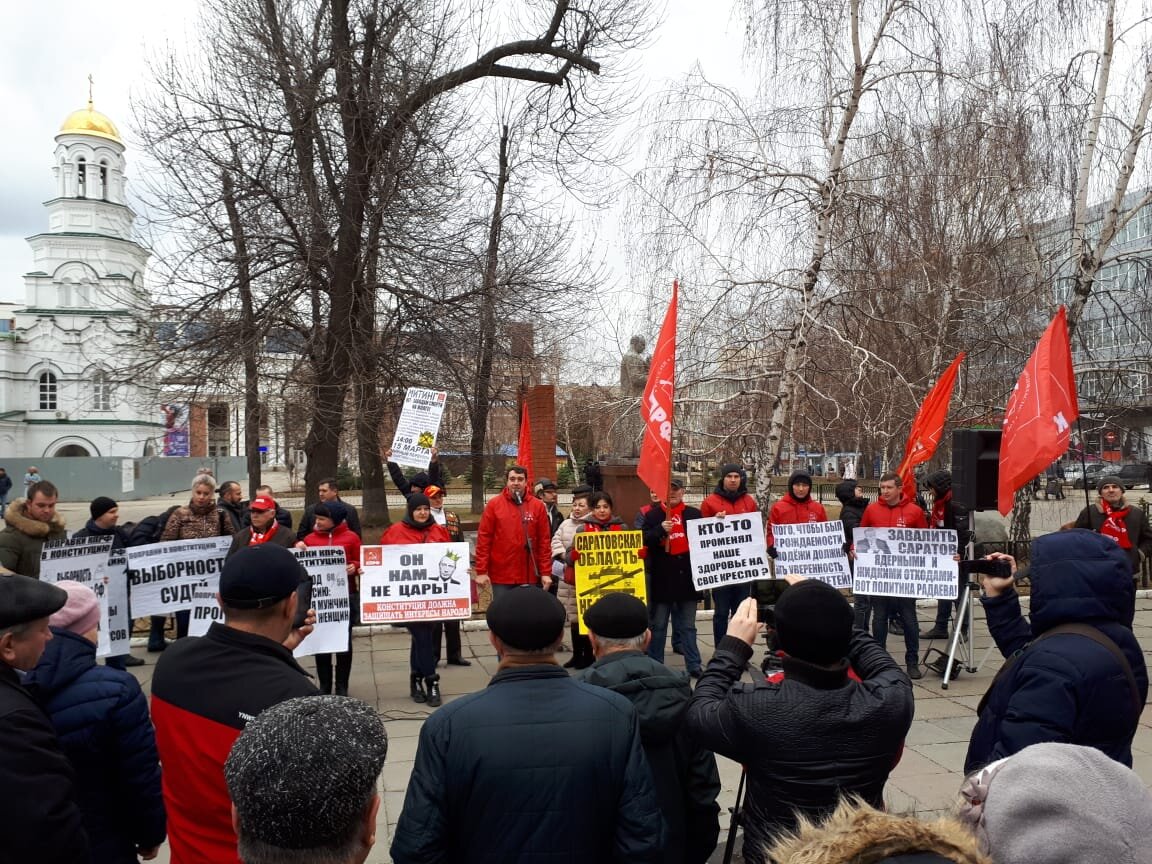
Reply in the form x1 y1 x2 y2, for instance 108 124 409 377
160 503 229 541
0 497 67 578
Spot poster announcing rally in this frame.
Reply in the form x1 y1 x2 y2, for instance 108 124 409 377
293 547 351 658
853 527 959 600
686 512 771 591
574 530 646 635
360 542 471 624
390 387 448 469
41 535 129 658
126 536 232 617
773 521 852 589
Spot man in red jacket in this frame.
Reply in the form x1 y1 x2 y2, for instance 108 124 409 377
858 472 927 679
767 470 828 553
700 464 760 643
475 465 553 598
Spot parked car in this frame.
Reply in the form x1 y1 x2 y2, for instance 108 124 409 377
1071 462 1113 489
1116 463 1152 490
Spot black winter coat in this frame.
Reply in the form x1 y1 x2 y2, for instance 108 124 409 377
1074 501 1152 573
579 652 720 864
390 663 665 863
296 499 362 540
0 663 89 864
642 503 702 603
965 529 1149 772
72 521 128 549
25 629 165 863
0 473 12 497
834 485 868 546
687 632 913 864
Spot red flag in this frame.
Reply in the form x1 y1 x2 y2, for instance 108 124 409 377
638 281 678 499
517 399 534 487
998 307 1078 515
897 352 966 500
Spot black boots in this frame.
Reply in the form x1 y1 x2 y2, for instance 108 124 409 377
562 624 594 670
425 674 442 708
316 658 334 695
335 651 352 697
410 673 427 704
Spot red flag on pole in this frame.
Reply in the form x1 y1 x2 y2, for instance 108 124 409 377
897 353 966 501
997 306 1078 515
517 399 534 488
638 281 678 499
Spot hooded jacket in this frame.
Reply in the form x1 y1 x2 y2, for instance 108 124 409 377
0 496 67 578
767 472 827 546
965 529 1149 772
578 651 720 864
72 520 129 550
924 471 973 557
700 465 758 517
25 628 166 864
859 494 927 530
474 487 552 585
835 480 869 545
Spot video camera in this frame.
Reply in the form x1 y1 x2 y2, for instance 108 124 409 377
959 558 1013 580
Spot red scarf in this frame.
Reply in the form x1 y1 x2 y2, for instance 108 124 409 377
665 502 689 556
931 490 951 528
1100 500 1133 549
248 523 279 546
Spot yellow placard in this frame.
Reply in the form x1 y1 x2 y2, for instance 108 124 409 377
574 529 646 634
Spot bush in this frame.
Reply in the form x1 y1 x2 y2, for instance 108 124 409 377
557 463 575 487
336 461 362 491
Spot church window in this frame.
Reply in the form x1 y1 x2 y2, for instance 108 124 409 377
38 372 58 410
76 157 86 199
100 165 108 200
92 371 113 411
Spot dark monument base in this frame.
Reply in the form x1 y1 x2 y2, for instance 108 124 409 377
601 460 651 525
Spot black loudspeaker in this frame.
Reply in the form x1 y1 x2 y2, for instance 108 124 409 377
951 429 1002 512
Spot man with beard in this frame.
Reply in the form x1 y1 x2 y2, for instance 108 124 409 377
920 470 973 640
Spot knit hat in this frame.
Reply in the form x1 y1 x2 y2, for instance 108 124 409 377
486 586 566 650
0 575 67 629
720 463 743 478
47 580 100 636
789 469 813 490
409 471 430 490
584 592 648 639
835 479 858 504
314 500 347 526
407 493 431 515
220 544 306 609
925 470 952 495
1098 475 1124 493
225 695 388 852
958 742 1152 864
774 579 853 665
89 496 117 520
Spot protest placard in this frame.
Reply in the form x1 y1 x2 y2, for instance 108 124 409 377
41 535 130 657
293 547 351 658
574 530 646 634
126 536 232 617
390 387 448 469
686 512 771 591
852 527 959 600
188 580 223 637
360 542 471 623
773 520 853 589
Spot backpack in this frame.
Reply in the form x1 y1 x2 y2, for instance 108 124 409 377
127 505 180 547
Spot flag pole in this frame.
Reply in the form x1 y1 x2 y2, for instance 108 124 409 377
1076 417 1091 510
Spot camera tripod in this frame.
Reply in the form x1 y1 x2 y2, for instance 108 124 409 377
935 514 998 688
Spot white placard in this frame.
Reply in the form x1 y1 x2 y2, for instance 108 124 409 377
126 536 232 616
293 547 351 658
121 459 135 493
773 520 853 589
687 511 771 590
188 579 223 637
360 542 471 623
390 387 448 469
40 535 129 658
103 550 132 657
853 527 959 600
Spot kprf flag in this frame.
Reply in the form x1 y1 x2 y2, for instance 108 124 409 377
517 400 534 487
998 307 1078 515
897 353 965 500
638 281 678 499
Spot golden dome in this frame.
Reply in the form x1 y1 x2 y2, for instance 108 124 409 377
58 100 122 144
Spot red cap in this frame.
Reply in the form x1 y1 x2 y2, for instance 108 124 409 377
424 485 445 498
250 495 276 512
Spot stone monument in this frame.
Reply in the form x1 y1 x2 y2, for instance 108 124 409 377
603 335 653 519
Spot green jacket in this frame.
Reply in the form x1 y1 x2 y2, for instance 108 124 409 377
0 498 67 578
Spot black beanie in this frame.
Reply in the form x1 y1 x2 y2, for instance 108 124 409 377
90 496 118 520
409 472 430 490
486 586 566 650
924 470 951 495
835 480 857 505
313 501 347 525
407 493 431 516
720 463 743 479
774 580 853 665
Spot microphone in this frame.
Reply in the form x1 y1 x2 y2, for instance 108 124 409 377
514 491 523 505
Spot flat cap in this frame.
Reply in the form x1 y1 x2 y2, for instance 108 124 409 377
584 592 649 639
0 574 68 629
537 477 557 490
226 696 388 850
486 586 565 650
220 544 306 609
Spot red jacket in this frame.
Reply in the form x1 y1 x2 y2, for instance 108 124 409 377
700 491 759 517
767 494 828 546
300 521 363 573
381 519 453 546
474 488 552 584
859 496 928 529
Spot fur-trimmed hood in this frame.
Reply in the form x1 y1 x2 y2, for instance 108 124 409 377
767 799 990 864
3 497 66 538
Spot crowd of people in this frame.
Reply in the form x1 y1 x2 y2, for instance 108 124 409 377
1 463 1151 863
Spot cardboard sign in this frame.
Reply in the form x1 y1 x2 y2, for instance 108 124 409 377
686 512 771 590
360 542 471 623
773 520 852 589
188 580 223 637
293 547 351 658
390 387 448 469
41 535 129 658
126 536 232 617
574 530 646 634
853 527 959 600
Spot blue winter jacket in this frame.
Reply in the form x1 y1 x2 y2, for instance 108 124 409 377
25 628 166 863
965 529 1148 772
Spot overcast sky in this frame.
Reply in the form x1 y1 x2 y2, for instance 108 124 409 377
0 1 747 306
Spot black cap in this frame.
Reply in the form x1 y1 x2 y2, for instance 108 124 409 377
670 478 685 489
220 545 306 609
314 501 347 525
584 592 648 639
537 477 557 490
0 574 68 629
774 580 853 665
485 586 565 650
90 496 118 520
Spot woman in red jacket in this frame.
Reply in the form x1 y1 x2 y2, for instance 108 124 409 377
382 493 452 706
296 500 362 695
565 491 628 669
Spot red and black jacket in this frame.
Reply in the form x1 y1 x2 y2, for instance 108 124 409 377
150 623 319 864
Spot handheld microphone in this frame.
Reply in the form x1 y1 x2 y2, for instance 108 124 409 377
514 491 523 504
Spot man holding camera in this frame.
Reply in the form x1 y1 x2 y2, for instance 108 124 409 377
965 530 1148 772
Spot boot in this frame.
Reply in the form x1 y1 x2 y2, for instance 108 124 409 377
334 651 352 697
572 634 594 670
410 673 427 704
425 674 442 708
316 657 334 695
563 624 580 668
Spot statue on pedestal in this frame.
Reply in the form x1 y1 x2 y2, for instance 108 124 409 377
610 335 649 459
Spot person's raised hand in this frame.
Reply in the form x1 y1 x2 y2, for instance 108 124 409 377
283 609 316 651
781 573 805 586
981 553 1017 598
725 597 763 647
